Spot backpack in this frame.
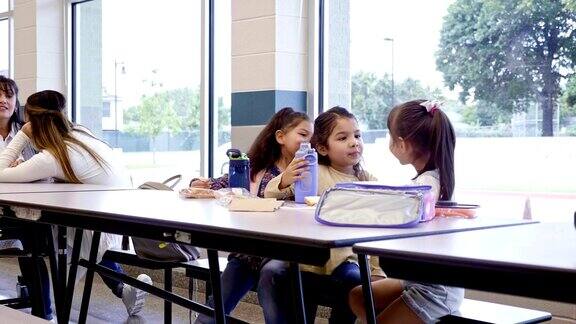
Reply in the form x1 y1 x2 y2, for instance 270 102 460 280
138 174 182 190
132 175 200 262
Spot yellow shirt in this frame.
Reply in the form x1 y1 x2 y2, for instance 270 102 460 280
264 164 385 277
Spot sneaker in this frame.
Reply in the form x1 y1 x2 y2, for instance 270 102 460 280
121 274 153 316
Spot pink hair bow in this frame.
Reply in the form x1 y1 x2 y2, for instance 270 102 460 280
420 100 443 115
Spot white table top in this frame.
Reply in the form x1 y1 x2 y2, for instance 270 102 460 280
0 182 134 194
354 222 576 273
0 190 536 248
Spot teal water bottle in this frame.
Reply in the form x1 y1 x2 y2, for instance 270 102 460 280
294 142 318 203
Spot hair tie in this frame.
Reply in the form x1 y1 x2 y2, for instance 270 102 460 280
420 100 443 116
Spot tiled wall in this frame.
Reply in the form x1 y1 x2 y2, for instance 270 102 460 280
231 0 309 152
13 0 65 101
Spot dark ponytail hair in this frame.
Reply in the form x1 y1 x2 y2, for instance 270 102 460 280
387 100 456 200
247 107 310 181
0 75 22 125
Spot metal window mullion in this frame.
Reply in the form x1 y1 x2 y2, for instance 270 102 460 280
208 0 214 178
200 0 215 178
318 0 325 114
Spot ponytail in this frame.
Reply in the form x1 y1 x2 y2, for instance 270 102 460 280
427 111 455 200
388 100 456 200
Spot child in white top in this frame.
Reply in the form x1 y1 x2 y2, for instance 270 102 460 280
264 107 384 324
0 90 151 317
349 100 463 323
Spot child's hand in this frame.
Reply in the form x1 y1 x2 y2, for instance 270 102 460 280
9 158 24 168
189 178 211 189
279 157 309 189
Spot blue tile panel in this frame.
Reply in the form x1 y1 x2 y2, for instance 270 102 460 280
231 90 307 126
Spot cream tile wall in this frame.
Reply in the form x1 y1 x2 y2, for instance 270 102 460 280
13 0 65 100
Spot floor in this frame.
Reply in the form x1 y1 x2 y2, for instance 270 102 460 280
0 257 330 323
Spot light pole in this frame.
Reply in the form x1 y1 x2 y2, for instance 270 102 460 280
114 60 125 148
384 37 394 106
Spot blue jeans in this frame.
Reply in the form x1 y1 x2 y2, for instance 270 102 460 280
258 261 361 324
195 258 288 324
98 259 125 298
303 262 361 324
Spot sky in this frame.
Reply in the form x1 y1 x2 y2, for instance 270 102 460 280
96 0 454 108
97 0 456 108
350 0 454 90
100 0 209 108
1 1 455 102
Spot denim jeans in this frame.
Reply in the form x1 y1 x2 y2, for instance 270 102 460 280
303 262 361 324
195 258 289 324
258 261 361 324
98 259 125 298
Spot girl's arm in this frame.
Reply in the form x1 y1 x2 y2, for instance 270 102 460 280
0 132 59 182
264 157 308 199
189 174 230 190
263 172 294 199
0 131 29 169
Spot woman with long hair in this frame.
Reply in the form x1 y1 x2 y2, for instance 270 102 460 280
0 90 153 318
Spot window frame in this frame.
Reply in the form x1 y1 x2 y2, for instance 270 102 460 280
0 1 13 77
69 0 218 177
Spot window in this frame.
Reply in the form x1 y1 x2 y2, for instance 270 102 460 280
0 0 9 77
0 18 8 76
324 0 576 221
72 0 203 185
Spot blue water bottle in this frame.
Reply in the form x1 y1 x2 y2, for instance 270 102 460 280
227 149 250 191
294 142 318 203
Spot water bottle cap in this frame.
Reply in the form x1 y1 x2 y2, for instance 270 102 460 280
227 149 241 159
227 149 249 160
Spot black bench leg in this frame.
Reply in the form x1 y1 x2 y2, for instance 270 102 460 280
78 231 101 324
62 229 83 324
28 250 48 319
289 262 307 324
207 249 226 324
164 268 172 324
359 253 376 324
45 226 60 320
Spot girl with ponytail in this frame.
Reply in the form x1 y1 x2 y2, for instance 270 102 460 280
349 100 463 323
